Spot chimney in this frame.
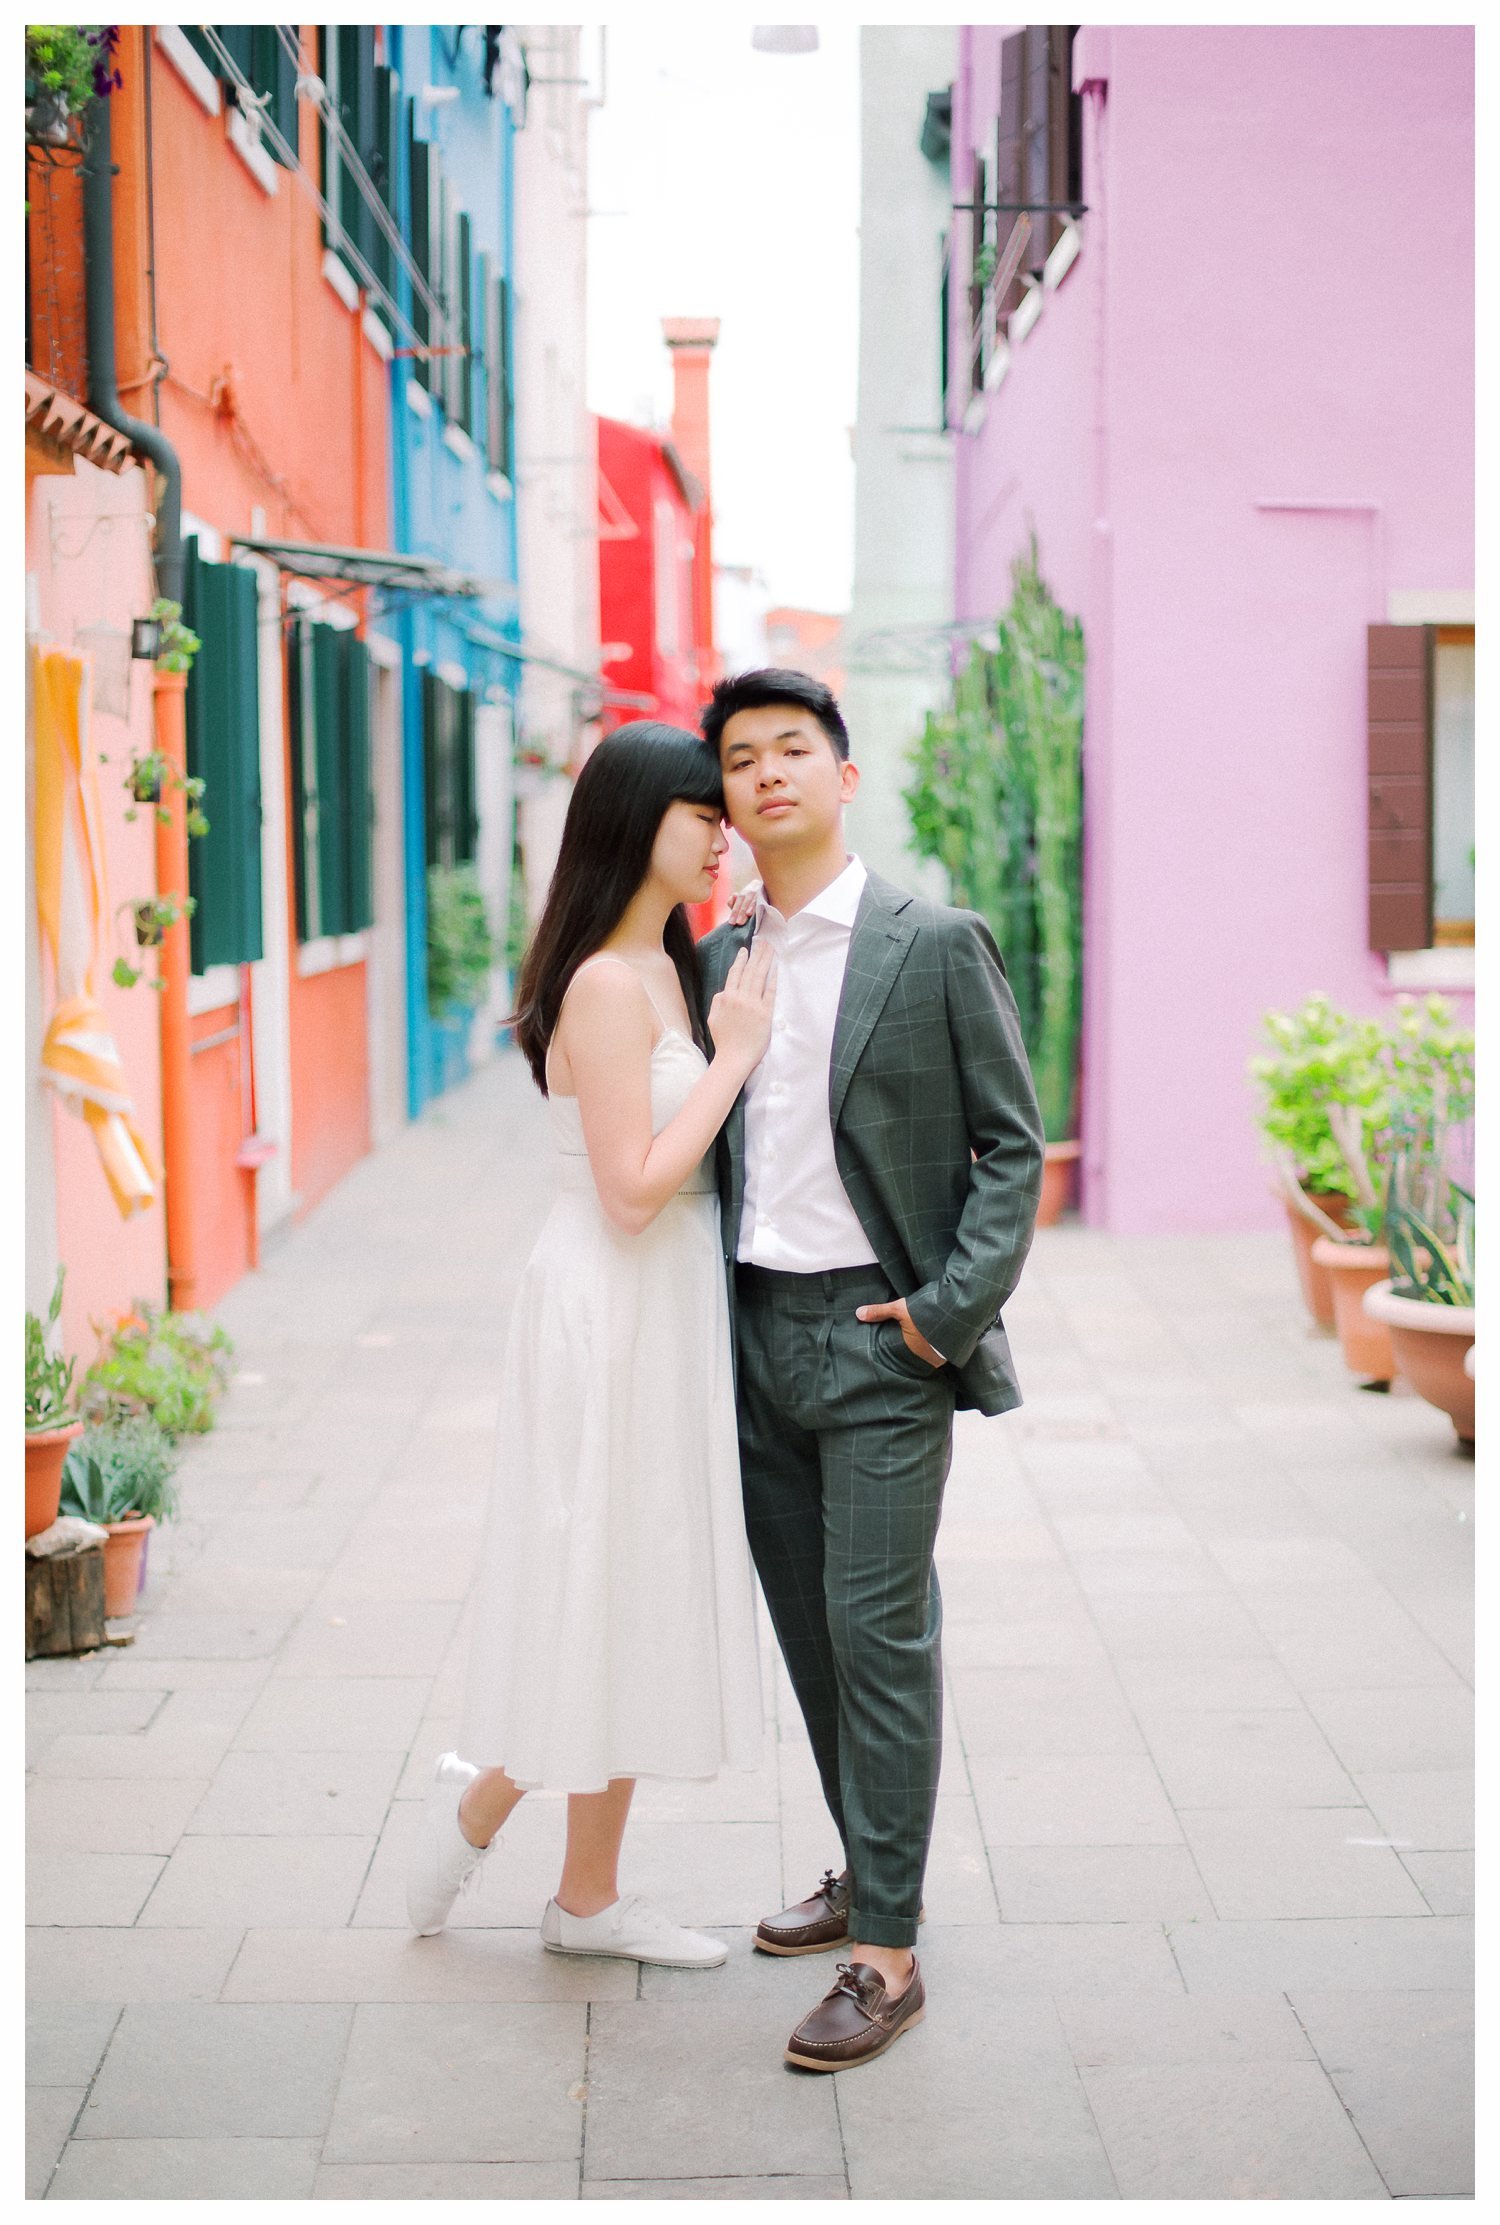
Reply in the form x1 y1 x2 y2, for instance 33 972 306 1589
662 318 720 684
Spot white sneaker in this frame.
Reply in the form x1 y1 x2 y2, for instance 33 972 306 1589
406 1752 492 1936
540 1893 727 1968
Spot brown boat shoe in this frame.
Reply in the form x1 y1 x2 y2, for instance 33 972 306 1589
784 1957 926 2071
754 1867 852 1956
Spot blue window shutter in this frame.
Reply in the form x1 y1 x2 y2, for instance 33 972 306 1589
408 118 433 390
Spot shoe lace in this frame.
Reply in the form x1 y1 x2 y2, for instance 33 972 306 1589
830 1961 873 2006
817 1869 842 1898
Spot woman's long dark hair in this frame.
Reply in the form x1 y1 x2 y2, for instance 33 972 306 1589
512 722 724 1094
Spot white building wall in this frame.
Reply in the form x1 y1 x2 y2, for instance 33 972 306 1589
513 27 600 926
842 26 956 893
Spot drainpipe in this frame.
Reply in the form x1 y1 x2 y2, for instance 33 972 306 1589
83 84 198 1309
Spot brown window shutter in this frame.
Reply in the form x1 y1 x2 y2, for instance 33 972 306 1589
993 34 1027 327
1367 624 1434 951
968 151 989 392
1022 26 1053 275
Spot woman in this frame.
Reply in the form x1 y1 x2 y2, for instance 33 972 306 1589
405 723 775 1968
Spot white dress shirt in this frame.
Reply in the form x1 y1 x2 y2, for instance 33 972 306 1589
737 855 879 1272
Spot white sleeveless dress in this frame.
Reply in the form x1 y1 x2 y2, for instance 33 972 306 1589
458 961 763 1792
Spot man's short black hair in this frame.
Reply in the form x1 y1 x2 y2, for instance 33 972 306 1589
700 667 850 760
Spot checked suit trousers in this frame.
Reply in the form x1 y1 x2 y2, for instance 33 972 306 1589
735 1263 957 1949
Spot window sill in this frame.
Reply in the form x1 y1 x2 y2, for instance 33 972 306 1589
157 26 220 115
1383 947 1474 992
322 249 361 316
362 310 393 361
297 932 370 979
486 470 514 502
443 423 478 464
228 106 279 195
188 964 239 1018
405 378 433 419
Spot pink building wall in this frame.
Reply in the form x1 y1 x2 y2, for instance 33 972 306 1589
953 25 1474 1233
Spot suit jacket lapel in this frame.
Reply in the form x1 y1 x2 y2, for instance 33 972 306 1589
829 874 916 1129
707 920 755 1240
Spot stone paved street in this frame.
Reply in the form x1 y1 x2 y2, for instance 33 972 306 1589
27 1053 1475 2201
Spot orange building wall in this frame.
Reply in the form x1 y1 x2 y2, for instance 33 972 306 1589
288 965 373 1214
145 26 389 1295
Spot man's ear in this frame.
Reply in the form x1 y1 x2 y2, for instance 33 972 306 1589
839 759 861 803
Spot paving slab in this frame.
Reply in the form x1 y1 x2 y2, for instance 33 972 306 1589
1289 1988 1474 2197
26 2004 121 2088
26 1924 245 2004
1399 1850 1473 1917
186 1747 405 1837
223 1926 637 2003
137 1833 375 1929
48 2137 323 2199
1169 1914 1472 1995
1352 1769 1473 1852
273 1599 460 1680
988 1842 1214 1924
233 1676 430 1753
78 2002 351 2139
26 1852 165 1928
835 1993 1116 2200
1178 1806 1433 1920
1138 1707 1361 1808
584 2175 847 2200
1300 1682 1473 1776
28 1776 208 1856
584 2001 843 2183
969 1753 1183 1847
1079 2058 1387 2197
316 2161 582 2198
948 1664 1144 1757
1054 1990 1314 2067
26 2088 83 2200
322 2001 586 2163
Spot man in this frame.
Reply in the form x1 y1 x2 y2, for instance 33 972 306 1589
698 667 1045 2071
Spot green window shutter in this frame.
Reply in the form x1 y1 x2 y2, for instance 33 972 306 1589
456 210 474 433
437 175 456 419
498 276 514 478
317 27 337 258
246 26 297 165
458 687 479 863
289 617 322 940
312 623 348 934
335 26 377 281
371 64 398 300
341 633 375 931
183 545 264 971
408 118 432 390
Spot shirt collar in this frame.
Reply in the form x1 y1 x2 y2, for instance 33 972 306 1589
756 855 867 933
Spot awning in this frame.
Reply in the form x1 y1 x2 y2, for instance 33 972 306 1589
25 371 136 476
229 535 494 600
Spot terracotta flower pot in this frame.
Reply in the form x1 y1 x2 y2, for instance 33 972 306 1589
1310 1240 1395 1384
1036 1140 1080 1227
25 1422 83 1540
1284 1190 1355 1329
102 1514 155 1619
1363 1282 1475 1446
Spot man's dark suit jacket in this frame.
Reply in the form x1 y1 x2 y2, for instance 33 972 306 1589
698 867 1045 1416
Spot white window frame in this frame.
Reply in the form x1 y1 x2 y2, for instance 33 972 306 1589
157 26 221 115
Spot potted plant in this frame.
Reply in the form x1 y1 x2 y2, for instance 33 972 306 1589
83 1301 234 1442
25 1268 83 1538
60 1415 179 1616
1363 1144 1475 1449
113 892 196 990
1310 995 1474 1386
25 26 120 146
426 861 496 1019
905 536 1084 1221
1248 995 1381 1327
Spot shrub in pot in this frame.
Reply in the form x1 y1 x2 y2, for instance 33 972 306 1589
1248 995 1380 1328
1312 996 1473 1387
905 537 1084 1221
82 1301 234 1441
61 1416 180 1616
25 1268 82 1538
1363 1147 1475 1448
